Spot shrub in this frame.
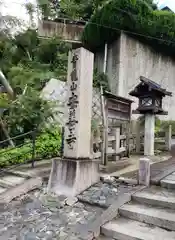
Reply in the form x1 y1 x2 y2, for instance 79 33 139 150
0 127 62 168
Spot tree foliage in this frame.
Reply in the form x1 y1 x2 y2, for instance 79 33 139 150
82 0 175 56
37 0 108 21
0 26 70 137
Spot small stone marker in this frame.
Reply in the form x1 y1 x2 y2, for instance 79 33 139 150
170 144 175 158
139 158 150 186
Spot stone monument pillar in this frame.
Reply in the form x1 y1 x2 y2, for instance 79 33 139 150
48 47 99 197
144 114 155 156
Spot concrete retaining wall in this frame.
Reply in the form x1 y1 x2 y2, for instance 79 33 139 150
95 33 175 120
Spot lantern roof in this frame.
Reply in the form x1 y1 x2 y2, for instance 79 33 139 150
129 76 172 98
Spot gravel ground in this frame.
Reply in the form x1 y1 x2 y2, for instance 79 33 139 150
0 178 139 240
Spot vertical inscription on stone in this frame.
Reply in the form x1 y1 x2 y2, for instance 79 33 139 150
65 54 79 150
64 48 94 159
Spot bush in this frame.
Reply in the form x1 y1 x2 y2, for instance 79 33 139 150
35 128 61 159
0 127 62 168
82 0 175 57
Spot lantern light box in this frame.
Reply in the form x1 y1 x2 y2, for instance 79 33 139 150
129 76 172 115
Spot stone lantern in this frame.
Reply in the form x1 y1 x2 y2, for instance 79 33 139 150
129 76 172 156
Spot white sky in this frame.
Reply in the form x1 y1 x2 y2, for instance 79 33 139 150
157 0 175 11
1 0 37 21
1 0 175 21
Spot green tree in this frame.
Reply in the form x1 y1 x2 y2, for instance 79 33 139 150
4 88 54 135
37 0 108 20
82 0 175 56
0 19 70 138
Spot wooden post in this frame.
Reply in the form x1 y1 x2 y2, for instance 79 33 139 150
112 127 120 161
165 125 172 151
136 121 141 154
104 118 108 166
126 122 131 157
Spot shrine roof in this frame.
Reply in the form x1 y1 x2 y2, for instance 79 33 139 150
104 91 133 104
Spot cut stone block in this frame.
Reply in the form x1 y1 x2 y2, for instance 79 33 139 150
119 202 175 231
101 217 175 240
48 158 99 197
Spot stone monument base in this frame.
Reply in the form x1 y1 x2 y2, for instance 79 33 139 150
47 158 100 197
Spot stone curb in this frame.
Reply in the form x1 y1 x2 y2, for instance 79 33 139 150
115 177 138 185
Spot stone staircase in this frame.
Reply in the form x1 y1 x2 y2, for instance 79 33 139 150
100 184 175 239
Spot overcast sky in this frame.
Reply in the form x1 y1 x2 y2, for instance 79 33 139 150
1 0 36 21
1 0 175 21
157 0 175 11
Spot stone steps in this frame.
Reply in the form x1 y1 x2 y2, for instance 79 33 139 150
119 202 175 231
132 186 175 209
101 217 175 240
101 185 175 239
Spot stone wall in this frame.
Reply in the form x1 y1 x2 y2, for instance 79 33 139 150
95 33 175 120
38 20 84 43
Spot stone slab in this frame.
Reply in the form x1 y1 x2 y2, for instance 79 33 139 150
161 179 175 189
150 158 175 185
119 202 175 231
0 175 25 188
76 193 131 239
6 166 51 179
163 174 175 181
0 177 42 204
101 217 175 240
78 181 140 208
98 236 114 240
0 187 7 194
132 186 175 209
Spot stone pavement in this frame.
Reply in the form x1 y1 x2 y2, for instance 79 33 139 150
161 171 175 189
101 154 170 179
118 155 175 185
151 157 175 183
0 177 139 240
4 159 52 179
